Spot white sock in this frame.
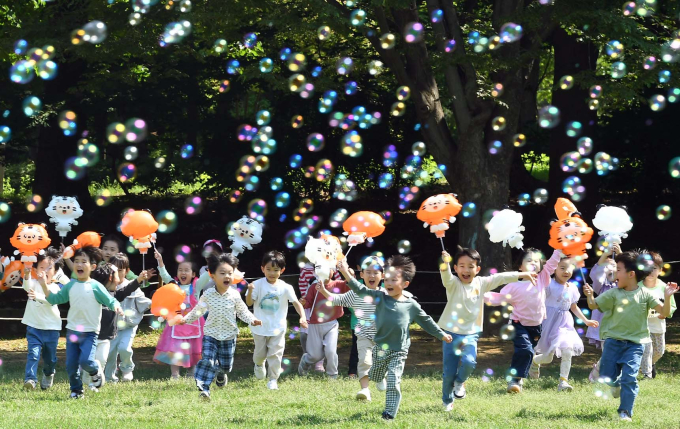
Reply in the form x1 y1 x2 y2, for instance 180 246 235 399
560 348 573 380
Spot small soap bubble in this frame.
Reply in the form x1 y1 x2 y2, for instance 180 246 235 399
538 105 560 128
82 20 107 44
306 133 325 152
107 122 125 144
37 60 58 80
513 134 526 147
124 118 148 143
318 25 331 40
403 22 424 43
22 96 42 116
243 32 257 49
397 240 412 254
488 140 502 155
533 188 548 204
491 116 506 131
0 202 12 223
559 75 574 90
14 39 28 55
124 146 138 161
611 61 627 78
380 33 396 49
350 9 366 26
157 210 178 233
491 83 504 97
289 154 303 168
658 70 671 84
184 195 203 215
518 193 530 206
25 194 43 213
649 94 666 111
259 58 273 73
10 60 35 84
669 157 680 178
499 22 523 43
462 202 477 218
117 162 137 183
275 192 291 208
656 205 671 221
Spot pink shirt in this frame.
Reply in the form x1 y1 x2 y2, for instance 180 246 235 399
484 250 561 327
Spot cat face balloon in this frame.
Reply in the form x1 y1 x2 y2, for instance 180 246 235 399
229 216 263 256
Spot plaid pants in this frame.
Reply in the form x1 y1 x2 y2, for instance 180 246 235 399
369 348 408 418
194 336 235 391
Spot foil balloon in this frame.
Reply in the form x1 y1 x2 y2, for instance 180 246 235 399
488 209 525 249
120 210 159 254
305 236 341 283
151 283 186 318
45 196 83 238
416 194 462 238
62 231 102 260
228 216 263 256
10 223 52 267
548 198 594 266
342 211 385 246
1 260 23 291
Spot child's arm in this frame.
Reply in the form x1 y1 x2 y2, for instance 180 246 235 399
439 251 460 292
538 250 562 289
291 299 308 329
91 281 124 316
194 271 211 299
484 284 514 306
589 263 607 294
245 282 255 306
44 279 75 305
570 303 598 327
481 271 529 293
303 283 317 309
317 282 355 308
653 283 679 318
337 259 382 298
582 283 599 310
234 293 262 326
62 243 75 274
113 269 154 301
183 296 208 323
411 304 453 343
154 250 174 284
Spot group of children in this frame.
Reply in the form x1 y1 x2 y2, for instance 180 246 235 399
15 231 678 423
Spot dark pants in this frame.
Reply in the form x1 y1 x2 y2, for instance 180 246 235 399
348 331 358 375
510 321 542 380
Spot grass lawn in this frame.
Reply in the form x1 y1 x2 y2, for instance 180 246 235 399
0 320 678 429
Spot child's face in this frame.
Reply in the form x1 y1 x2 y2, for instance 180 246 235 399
647 264 661 281
36 258 56 284
261 261 284 283
616 261 635 288
520 252 542 273
73 255 96 281
114 268 124 285
101 240 119 262
384 267 409 297
454 255 481 284
555 259 575 284
177 262 194 285
210 262 234 292
360 267 383 289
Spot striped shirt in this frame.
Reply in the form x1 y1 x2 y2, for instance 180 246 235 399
329 289 378 340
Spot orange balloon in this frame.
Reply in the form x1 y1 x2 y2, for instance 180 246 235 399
416 194 462 238
548 199 594 266
120 210 159 240
343 211 385 237
1 260 25 291
9 223 52 267
63 231 102 260
555 197 579 221
151 283 186 317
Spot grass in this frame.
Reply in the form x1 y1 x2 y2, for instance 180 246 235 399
0 322 678 429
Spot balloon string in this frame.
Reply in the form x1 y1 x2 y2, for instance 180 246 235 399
440 237 445 252
344 246 354 260
579 267 586 284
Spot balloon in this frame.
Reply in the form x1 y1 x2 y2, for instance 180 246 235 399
151 283 186 317
10 223 52 267
62 231 102 259
320 234 344 260
1 260 23 291
45 196 83 238
120 210 159 254
228 216 263 256
305 235 342 283
342 211 386 246
232 268 245 284
487 209 525 249
592 205 633 250
548 199 593 266
416 194 462 238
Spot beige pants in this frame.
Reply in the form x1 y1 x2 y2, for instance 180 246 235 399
357 336 376 379
640 333 665 377
253 332 286 380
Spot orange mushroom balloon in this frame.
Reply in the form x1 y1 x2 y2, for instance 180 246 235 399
416 194 462 239
342 211 386 246
151 283 186 318
63 231 102 260
9 223 52 267
120 210 159 254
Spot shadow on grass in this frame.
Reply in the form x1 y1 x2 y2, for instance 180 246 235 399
516 407 610 421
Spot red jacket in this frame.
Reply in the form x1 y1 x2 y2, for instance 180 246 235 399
303 280 349 324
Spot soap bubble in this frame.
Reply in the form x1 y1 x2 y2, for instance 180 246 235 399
124 118 148 143
306 133 325 152
383 144 398 167
668 88 680 103
106 122 126 144
157 211 178 233
577 158 593 174
397 240 412 254
243 32 257 49
368 60 384 75
275 192 291 208
643 56 657 70
336 57 354 75
491 116 506 131
491 83 504 97
37 60 58 80
589 85 602 99
22 96 42 116
82 20 107 44
606 40 624 58
350 9 366 26
218 80 231 93
291 115 304 128
129 12 142 26
289 154 303 168
559 75 574 90
161 21 192 45
0 126 9 144
288 53 307 72
10 60 34 84
565 121 582 138
58 111 77 136
390 102 406 116
117 162 137 183
226 59 241 75
533 188 548 204
341 131 363 157
462 202 477 218
649 94 666 111
499 324 516 340
611 62 627 78
288 74 306 92
403 22 424 43
154 157 166 169
513 134 526 147
656 205 671 220
318 26 331 40
444 39 457 53
345 81 358 95
669 156 680 178
259 58 273 73
25 194 43 212
315 159 334 181
562 176 586 201
178 0 192 12
411 142 426 156
499 22 523 43
14 39 28 55
123 146 138 161
577 137 593 155
184 196 203 215
180 144 194 159
378 173 394 189
256 110 271 126
380 33 396 49
430 9 443 23
538 105 560 128
622 1 636 15
518 193 530 206
636 253 654 273
658 70 671 83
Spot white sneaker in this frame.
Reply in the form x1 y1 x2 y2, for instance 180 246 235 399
443 402 454 412
266 379 279 390
40 373 54 390
618 411 632 422
557 379 573 392
376 379 386 391
356 388 371 401
90 368 104 389
254 364 266 380
453 381 466 399
612 385 621 398
23 380 37 390
507 380 522 393
121 371 133 382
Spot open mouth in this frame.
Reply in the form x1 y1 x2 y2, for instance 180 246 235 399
26 239 32 243
386 287 394 293
179 276 187 283
62 210 67 214
461 274 471 281
366 279 377 287
77 269 84 275
224 280 231 285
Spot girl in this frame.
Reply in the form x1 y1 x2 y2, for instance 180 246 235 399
181 253 261 401
31 246 123 399
532 258 598 391
63 234 137 281
153 250 204 379
484 248 561 393
193 239 222 297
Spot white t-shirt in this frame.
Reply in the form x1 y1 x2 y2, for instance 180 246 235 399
249 278 297 337
22 279 62 331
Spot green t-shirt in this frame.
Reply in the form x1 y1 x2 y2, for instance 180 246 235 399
595 286 661 344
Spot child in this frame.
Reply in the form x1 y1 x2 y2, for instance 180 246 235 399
297 270 349 378
484 248 562 393
439 247 537 409
104 253 152 382
245 251 308 390
32 246 123 399
181 253 261 401
21 247 63 390
639 251 676 379
90 263 152 386
193 239 223 297
532 257 598 392
154 250 204 379
316 256 386 401
585 243 620 382
338 255 452 420
584 251 677 422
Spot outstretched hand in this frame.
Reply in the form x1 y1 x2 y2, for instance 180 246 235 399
520 272 538 286
442 334 453 343
583 283 594 297
665 282 679 298
584 319 599 328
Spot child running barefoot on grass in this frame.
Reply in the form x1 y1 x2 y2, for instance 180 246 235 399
583 251 678 422
338 255 452 421
31 246 124 399
533 257 598 392
181 253 261 401
439 247 537 409
484 248 562 393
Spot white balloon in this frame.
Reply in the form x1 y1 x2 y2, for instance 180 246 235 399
305 236 340 283
228 216 263 256
592 206 633 248
488 209 525 249
45 196 84 238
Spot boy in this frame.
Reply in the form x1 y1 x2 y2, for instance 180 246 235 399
584 251 678 422
246 251 308 390
337 255 453 421
439 247 537 409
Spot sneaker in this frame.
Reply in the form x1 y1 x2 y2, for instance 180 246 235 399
651 364 657 379
612 385 621 399
215 371 227 387
297 361 309 377
90 369 104 389
314 361 325 372
618 411 632 422
381 411 394 421
254 364 266 380
348 373 358 379
69 391 84 399
266 379 279 390
376 379 387 391
453 381 466 399
23 380 37 390
356 388 371 401
557 379 573 392
529 362 540 379
121 371 133 382
199 390 211 401
588 363 600 383
40 373 54 390
507 380 522 394
443 402 454 412
640 374 653 380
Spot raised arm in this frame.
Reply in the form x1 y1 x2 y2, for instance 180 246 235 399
655 283 679 318
538 250 562 289
439 251 459 292
245 282 255 306
45 280 74 305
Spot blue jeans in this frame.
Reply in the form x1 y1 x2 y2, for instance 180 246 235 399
65 329 99 393
510 321 542 380
442 331 479 405
600 338 644 416
25 326 60 383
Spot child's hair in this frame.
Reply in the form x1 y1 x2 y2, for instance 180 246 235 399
203 239 223 251
262 250 286 269
615 250 652 281
454 245 482 266
513 248 543 271
207 253 239 274
91 263 115 286
74 246 104 265
361 256 384 272
178 260 197 274
385 255 416 282
108 253 130 272
647 251 663 267
102 234 125 251
36 246 64 269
